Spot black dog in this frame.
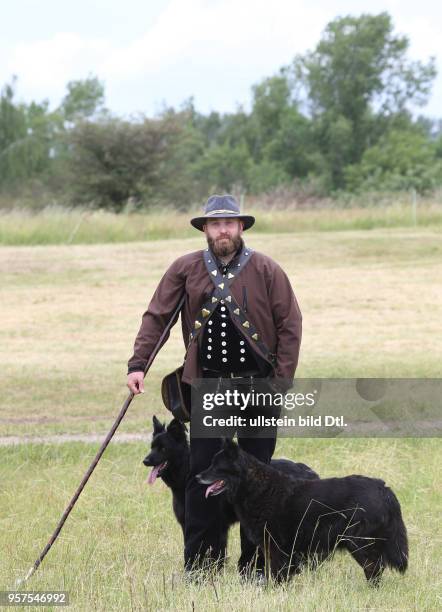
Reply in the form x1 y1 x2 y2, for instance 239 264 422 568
143 416 319 536
197 440 408 584
143 417 191 532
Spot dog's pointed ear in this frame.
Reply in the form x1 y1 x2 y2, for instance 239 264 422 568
166 418 187 442
152 415 165 434
222 438 239 458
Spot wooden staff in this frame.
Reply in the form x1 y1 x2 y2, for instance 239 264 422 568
16 293 186 586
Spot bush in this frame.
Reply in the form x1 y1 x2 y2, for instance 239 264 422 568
64 116 183 211
344 130 442 194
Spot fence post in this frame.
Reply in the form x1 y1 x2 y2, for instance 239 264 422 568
411 189 417 227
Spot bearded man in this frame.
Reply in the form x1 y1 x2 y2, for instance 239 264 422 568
127 194 302 579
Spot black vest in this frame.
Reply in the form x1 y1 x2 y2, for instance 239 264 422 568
200 258 260 373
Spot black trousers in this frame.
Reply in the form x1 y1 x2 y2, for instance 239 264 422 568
184 421 277 571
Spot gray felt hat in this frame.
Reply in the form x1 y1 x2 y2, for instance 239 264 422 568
190 194 255 231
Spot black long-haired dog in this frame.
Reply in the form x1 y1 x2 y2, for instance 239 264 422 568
143 416 319 535
197 439 408 585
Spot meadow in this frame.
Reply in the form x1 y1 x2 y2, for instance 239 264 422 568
1 199 442 246
0 217 441 610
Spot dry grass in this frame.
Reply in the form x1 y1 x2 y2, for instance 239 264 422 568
0 201 441 245
0 228 441 609
0 229 441 436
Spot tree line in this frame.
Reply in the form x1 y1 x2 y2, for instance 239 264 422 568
1 12 441 211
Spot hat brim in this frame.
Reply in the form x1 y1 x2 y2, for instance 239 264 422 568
190 214 255 231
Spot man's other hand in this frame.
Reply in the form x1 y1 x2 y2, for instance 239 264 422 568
127 372 145 395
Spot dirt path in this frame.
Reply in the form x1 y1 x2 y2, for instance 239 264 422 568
1 419 440 446
0 433 151 446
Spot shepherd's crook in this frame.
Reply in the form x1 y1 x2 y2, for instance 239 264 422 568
16 294 186 587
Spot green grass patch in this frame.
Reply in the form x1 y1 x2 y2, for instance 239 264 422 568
0 439 440 611
0 202 441 245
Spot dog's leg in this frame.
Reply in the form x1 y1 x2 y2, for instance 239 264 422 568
219 527 229 568
363 552 385 586
263 528 292 583
348 546 385 586
238 526 264 576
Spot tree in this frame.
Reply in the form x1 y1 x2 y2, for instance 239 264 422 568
292 13 437 188
0 77 55 187
238 74 317 187
155 105 208 207
60 76 105 122
248 75 292 159
65 115 182 210
192 140 252 193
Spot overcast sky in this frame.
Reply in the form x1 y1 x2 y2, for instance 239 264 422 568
1 0 440 119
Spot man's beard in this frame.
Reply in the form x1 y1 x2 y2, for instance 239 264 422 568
207 233 242 258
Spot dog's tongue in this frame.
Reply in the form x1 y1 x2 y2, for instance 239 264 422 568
147 465 161 485
205 482 221 498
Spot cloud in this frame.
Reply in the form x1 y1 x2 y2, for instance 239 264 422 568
1 0 441 116
3 32 110 105
99 0 327 79
2 0 325 111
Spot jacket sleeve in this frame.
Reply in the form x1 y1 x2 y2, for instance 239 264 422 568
268 263 302 386
127 258 185 374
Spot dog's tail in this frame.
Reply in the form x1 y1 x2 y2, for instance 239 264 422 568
382 486 408 573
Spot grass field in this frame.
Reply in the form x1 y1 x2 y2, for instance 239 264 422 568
1 439 440 611
0 226 441 610
0 201 441 245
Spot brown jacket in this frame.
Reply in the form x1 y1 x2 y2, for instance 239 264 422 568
128 248 302 385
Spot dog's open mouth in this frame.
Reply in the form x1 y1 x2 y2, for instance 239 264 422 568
147 461 168 485
204 480 226 498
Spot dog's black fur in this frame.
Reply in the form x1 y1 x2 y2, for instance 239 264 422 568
143 416 191 531
197 440 408 584
142 416 319 535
